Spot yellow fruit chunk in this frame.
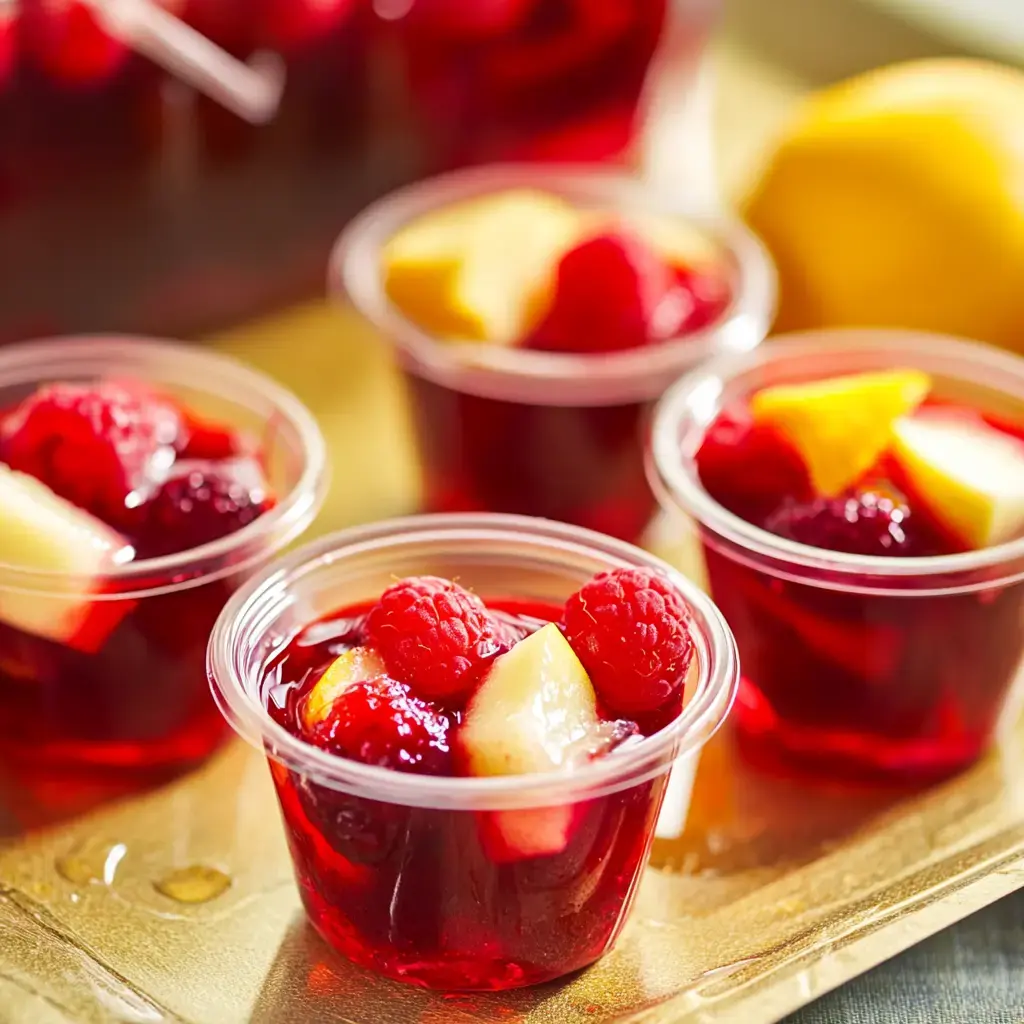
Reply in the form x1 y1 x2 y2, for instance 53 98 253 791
892 414 1024 548
382 189 582 343
750 369 931 496
0 464 130 649
302 646 387 729
381 215 467 338
461 623 599 861
461 623 598 778
744 59 1024 352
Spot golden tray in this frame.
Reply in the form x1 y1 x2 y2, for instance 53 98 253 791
3 301 1024 1024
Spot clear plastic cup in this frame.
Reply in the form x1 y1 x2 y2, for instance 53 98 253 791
208 513 737 990
0 336 327 820
649 329 1024 784
331 164 775 544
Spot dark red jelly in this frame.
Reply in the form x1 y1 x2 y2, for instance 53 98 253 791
694 403 1024 784
263 598 668 990
0 379 276 825
404 243 733 544
0 572 246 818
409 381 658 543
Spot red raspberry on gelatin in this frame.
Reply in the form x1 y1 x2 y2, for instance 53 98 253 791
562 568 695 716
366 576 506 701
1 382 181 529
695 407 812 523
763 488 948 557
134 457 272 558
525 232 686 355
307 677 454 775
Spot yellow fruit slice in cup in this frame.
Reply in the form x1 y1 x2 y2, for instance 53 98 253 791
383 189 582 343
892 412 1024 548
751 369 931 496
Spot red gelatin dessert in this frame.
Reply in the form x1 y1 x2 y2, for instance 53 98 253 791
336 168 773 544
208 516 738 990
1 0 721 342
0 337 324 824
649 331 1024 784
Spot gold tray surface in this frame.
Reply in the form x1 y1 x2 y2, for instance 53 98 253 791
3 703 1024 1024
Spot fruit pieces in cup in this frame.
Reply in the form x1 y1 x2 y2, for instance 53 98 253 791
649 329 1024 784
333 165 775 543
208 514 737 990
0 337 326 819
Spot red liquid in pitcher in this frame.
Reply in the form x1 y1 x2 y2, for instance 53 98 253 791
0 0 700 339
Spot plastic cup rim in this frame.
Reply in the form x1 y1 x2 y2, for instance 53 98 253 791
0 335 329 599
207 512 739 810
329 162 776 407
649 327 1024 588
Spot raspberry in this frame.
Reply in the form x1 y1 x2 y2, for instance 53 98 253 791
763 488 947 557
133 457 272 558
525 232 688 354
366 576 506 701
696 407 812 523
306 677 454 775
562 568 695 715
178 415 243 461
1 381 181 528
674 264 732 333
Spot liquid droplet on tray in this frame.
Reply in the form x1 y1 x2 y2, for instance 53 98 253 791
55 840 128 886
153 865 232 904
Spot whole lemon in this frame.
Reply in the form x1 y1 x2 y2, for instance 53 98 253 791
745 59 1024 351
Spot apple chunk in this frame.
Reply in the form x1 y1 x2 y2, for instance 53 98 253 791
461 623 602 861
461 623 599 775
892 413 1024 548
0 465 133 652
